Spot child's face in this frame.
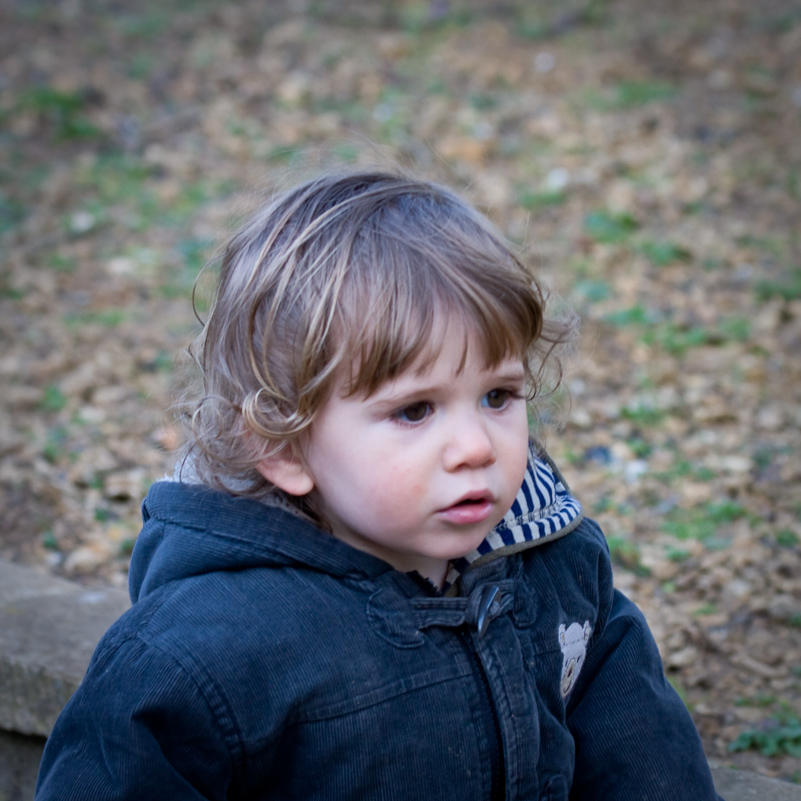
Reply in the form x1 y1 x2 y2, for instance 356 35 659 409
288 322 530 586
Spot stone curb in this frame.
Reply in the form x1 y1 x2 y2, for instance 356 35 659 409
0 559 130 737
710 763 801 800
1 558 800 800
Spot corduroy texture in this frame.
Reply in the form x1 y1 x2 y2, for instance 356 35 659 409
36 454 722 801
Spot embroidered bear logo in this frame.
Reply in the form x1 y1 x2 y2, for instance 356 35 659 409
558 621 592 697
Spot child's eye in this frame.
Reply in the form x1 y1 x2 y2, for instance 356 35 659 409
394 402 432 424
482 389 515 409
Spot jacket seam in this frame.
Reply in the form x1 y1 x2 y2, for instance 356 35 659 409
134 632 246 774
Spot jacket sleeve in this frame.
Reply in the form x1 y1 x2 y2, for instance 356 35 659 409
565 522 724 801
35 633 236 800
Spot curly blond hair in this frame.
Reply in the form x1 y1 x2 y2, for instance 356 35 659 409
182 171 575 508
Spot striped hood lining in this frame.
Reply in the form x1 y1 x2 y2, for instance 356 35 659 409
442 445 583 593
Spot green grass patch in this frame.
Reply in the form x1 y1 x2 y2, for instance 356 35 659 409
41 530 59 550
119 538 137 557
515 0 609 38
75 155 158 212
111 4 176 39
627 436 653 458
736 233 785 258
398 1 472 33
735 694 777 708
42 426 69 463
159 238 211 299
39 384 67 413
565 256 593 278
606 536 650 576
682 201 706 215
594 495 614 513
18 86 100 140
666 546 691 562
518 188 567 209
673 464 705 482
515 17 573 40
637 240 691 266
641 323 710 355
266 145 306 164
653 458 716 485
94 507 112 523
775 529 800 547
584 209 638 244
717 317 751 343
753 443 791 470
620 404 665 427
787 168 800 201
127 51 157 80
604 307 751 355
331 142 360 163
729 709 801 758
307 97 368 123
612 80 677 107
588 80 678 111
47 254 78 273
144 350 175 373
0 284 25 300
755 269 801 302
603 304 651 327
70 154 234 236
515 20 551 39
426 78 448 95
572 279 612 303
64 309 127 329
0 190 27 235
757 7 801 33
694 465 717 481
662 501 747 542
469 93 499 112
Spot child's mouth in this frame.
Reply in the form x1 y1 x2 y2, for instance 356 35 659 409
437 494 495 525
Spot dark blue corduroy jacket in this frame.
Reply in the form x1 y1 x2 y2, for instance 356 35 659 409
36 455 723 800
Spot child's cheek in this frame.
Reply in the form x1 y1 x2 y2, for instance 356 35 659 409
366 438 422 488
384 459 423 487
369 470 424 518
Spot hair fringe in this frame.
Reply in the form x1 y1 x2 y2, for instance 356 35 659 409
174 170 579 517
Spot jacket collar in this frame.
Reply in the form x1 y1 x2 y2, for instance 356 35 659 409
441 445 583 593
139 445 583 601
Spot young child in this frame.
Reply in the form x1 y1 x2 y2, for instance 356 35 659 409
36 172 723 800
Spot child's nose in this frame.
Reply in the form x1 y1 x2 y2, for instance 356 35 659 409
442 415 496 471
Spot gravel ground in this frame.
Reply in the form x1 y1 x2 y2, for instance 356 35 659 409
1 0 800 782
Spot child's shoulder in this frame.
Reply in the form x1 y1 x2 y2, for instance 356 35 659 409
527 450 610 563
540 514 610 563
125 478 389 643
503 453 615 623
516 515 614 618
490 448 611 581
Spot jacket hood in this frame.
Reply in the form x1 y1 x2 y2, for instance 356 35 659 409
129 445 583 603
441 445 583 591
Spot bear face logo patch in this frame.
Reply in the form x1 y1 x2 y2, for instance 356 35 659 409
558 621 592 697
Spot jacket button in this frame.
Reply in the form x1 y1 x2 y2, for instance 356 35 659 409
476 585 502 639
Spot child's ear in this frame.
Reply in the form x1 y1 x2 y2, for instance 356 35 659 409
256 446 315 497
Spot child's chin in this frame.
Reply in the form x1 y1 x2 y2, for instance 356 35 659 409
437 533 493 561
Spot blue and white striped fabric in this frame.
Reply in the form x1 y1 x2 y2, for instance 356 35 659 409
442 445 583 592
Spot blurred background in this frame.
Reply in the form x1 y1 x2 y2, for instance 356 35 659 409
0 0 800 782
